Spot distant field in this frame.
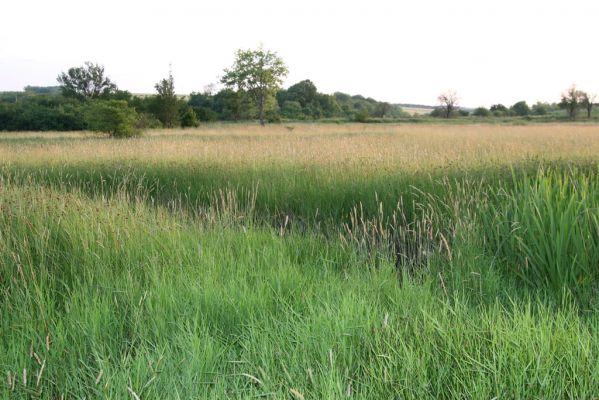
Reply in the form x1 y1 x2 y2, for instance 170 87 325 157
1 123 598 398
401 106 434 115
3 123 599 167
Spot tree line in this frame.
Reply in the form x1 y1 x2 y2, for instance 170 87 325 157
0 48 406 136
435 86 596 119
0 47 596 136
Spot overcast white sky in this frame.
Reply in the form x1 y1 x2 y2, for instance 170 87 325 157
1 0 598 107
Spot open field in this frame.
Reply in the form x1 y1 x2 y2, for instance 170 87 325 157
1 123 599 398
401 106 435 115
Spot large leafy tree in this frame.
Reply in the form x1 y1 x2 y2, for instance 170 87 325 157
221 47 288 125
510 101 530 117
57 62 117 100
152 71 179 127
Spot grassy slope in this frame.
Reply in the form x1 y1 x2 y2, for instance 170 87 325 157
1 124 599 398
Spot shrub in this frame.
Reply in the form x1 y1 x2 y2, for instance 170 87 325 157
85 100 140 138
472 107 491 117
135 112 162 129
0 96 87 131
194 107 218 122
353 110 370 123
180 107 199 128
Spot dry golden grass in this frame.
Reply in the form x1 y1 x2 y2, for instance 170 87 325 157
1 123 598 170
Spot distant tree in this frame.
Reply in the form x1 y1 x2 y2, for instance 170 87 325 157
317 94 342 118
109 90 133 102
286 80 318 107
510 101 530 116
213 88 255 121
281 100 304 119
188 91 218 122
57 62 117 100
560 85 584 119
490 104 509 116
373 102 392 118
85 100 139 138
153 71 179 127
280 79 323 119
531 102 550 116
472 107 491 117
23 86 61 95
437 90 459 118
221 47 288 125
580 92 597 118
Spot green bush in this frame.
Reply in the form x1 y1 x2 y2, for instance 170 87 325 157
85 100 140 138
194 107 218 122
473 107 491 117
353 110 370 123
281 100 304 120
135 112 162 129
0 96 87 131
180 107 199 128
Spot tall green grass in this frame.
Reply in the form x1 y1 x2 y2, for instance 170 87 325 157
482 168 599 307
2 182 599 398
1 125 599 399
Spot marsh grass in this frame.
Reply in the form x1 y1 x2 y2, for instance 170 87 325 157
482 168 599 306
1 124 599 398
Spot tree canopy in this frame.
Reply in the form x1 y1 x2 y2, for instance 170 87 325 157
221 47 288 125
57 62 117 100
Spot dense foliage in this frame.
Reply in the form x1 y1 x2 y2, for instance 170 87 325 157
84 100 140 138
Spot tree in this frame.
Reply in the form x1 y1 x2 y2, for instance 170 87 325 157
437 91 459 118
472 107 491 117
373 102 392 118
510 101 530 116
57 62 117 100
531 102 550 116
580 92 597 118
221 47 288 125
85 100 139 138
317 94 342 118
560 85 584 119
286 80 318 107
153 71 179 127
281 101 304 119
490 104 509 117
213 88 255 121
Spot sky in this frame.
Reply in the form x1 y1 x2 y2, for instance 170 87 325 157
1 0 598 107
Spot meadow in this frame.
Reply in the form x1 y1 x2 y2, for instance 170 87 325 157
1 123 598 399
